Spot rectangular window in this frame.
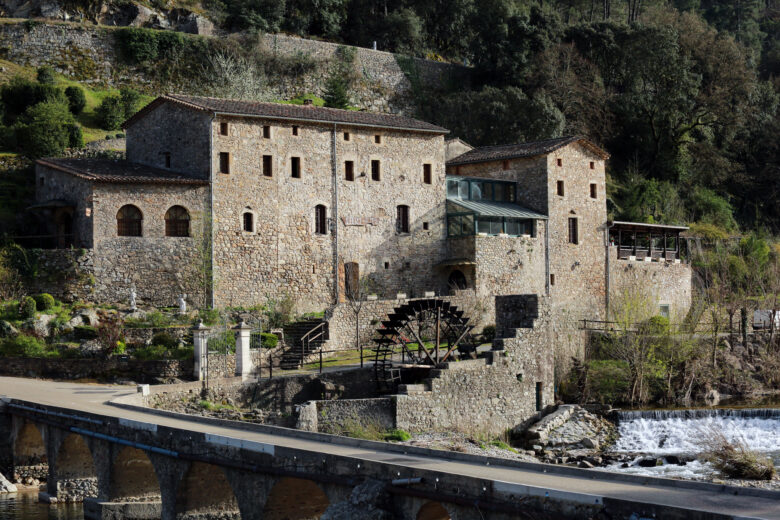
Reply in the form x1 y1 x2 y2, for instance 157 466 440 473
164 152 171 169
550 274 555 286
263 125 271 139
556 158 563 167
423 164 432 184
291 157 301 178
343 132 350 141
371 160 381 181
344 161 354 181
590 161 595 169
219 152 230 174
292 125 299 136
262 155 272 177
374 134 382 144
659 304 671 319
568 218 579 244
423 222 429 230
590 183 597 199
219 122 229 136
536 382 543 411
396 205 409 233
557 180 565 196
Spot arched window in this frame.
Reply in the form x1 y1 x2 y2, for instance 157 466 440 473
165 206 190 237
314 205 327 235
396 205 409 234
243 212 254 233
448 270 467 290
117 205 142 237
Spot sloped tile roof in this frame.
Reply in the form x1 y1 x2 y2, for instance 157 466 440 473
448 199 547 219
447 136 609 165
123 94 449 134
37 158 208 186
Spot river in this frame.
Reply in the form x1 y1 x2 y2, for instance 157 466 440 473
0 491 83 520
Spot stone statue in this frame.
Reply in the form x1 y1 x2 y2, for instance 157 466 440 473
129 288 137 311
178 294 187 315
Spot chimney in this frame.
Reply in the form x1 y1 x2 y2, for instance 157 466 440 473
303 99 313 106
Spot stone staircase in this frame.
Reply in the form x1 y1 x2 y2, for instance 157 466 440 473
279 318 329 370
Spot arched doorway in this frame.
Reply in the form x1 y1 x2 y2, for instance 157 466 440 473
109 447 161 501
417 501 451 520
176 461 239 518
447 269 468 290
262 477 329 520
54 208 74 248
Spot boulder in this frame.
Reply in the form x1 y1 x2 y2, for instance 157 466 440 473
320 480 392 520
0 472 17 493
79 309 100 327
0 320 19 338
581 437 599 450
172 10 214 35
27 314 55 337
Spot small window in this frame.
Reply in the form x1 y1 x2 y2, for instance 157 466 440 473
344 161 354 181
262 155 273 177
39 177 44 186
423 222 429 230
371 160 381 181
502 160 510 170
556 158 563 167
550 274 555 286
384 262 389 269
343 132 350 141
659 304 671 319
243 212 254 233
556 180 564 196
590 183 597 199
314 205 327 235
291 157 301 178
590 161 595 169
568 218 578 245
536 382 543 411
263 126 271 139
423 164 432 184
219 152 230 174
292 125 299 136
219 122 229 136
374 134 381 144
164 152 171 169
117 205 142 237
396 205 409 234
165 205 190 237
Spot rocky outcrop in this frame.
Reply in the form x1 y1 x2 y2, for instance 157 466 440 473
0 472 18 493
320 480 393 520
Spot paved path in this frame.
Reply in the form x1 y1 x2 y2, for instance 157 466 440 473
1 377 779 519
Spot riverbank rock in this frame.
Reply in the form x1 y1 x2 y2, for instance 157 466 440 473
0 472 18 493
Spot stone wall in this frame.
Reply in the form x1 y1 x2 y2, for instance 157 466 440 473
34 164 94 248
0 21 468 114
0 357 192 382
23 248 95 303
608 252 692 322
298 397 396 434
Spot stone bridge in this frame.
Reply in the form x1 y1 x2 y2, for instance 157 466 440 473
1 378 780 520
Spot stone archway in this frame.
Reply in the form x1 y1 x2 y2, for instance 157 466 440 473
175 461 239 519
262 477 330 520
55 433 98 500
417 501 452 520
109 446 161 502
14 423 46 466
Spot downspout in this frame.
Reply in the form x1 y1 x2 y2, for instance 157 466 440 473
331 123 339 305
544 219 550 297
604 221 614 319
208 113 215 308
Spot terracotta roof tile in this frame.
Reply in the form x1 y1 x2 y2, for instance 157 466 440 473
447 136 609 165
124 94 449 134
36 158 208 186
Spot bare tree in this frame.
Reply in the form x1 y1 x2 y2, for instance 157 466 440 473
344 262 379 365
201 50 267 101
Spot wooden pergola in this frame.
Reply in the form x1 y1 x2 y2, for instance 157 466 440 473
608 221 689 261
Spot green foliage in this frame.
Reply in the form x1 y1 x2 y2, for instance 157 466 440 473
322 72 350 109
14 100 79 158
132 344 167 360
585 360 631 404
260 332 278 349
197 308 221 326
19 296 36 319
36 66 56 85
64 86 87 115
117 27 186 64
0 334 59 358
641 316 671 335
0 76 65 123
33 293 55 311
384 429 411 442
74 325 97 340
96 87 142 130
170 345 194 360
151 331 178 349
481 324 496 343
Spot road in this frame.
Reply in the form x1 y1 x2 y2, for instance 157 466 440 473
1 376 779 519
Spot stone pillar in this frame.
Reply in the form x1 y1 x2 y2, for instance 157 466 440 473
234 321 252 379
192 321 210 381
0 398 12 476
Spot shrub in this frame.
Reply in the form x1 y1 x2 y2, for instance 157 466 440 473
698 427 777 480
95 95 125 131
117 28 160 63
74 325 97 340
14 100 79 158
384 429 411 442
170 346 194 360
641 315 670 335
19 296 36 319
66 124 83 148
0 77 66 122
260 332 278 349
151 331 178 349
36 66 56 85
586 360 631 404
64 86 86 115
97 316 124 356
198 308 221 326
0 334 50 357
133 344 167 360
33 293 55 311
482 324 496 343
145 311 173 328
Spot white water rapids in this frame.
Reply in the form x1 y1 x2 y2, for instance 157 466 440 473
605 408 780 478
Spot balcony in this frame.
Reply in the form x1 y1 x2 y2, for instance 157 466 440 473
608 221 689 263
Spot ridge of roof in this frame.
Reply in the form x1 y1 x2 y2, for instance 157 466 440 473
36 158 209 186
123 94 449 134
447 136 609 165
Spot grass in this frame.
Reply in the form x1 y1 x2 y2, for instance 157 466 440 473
698 427 777 480
199 399 238 412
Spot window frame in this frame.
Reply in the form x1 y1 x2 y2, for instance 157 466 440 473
219 152 230 174
396 205 410 234
164 205 190 237
371 160 381 181
590 183 597 199
116 205 143 237
557 180 565 196
344 160 354 181
423 163 432 184
314 205 327 235
219 122 229 136
290 156 301 178
568 217 579 245
292 125 299 136
262 155 273 177
242 211 254 233
262 125 271 139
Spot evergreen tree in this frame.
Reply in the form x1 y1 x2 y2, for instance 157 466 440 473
323 73 350 109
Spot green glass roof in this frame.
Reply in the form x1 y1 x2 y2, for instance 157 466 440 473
447 199 547 219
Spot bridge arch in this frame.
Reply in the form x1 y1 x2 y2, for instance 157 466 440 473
175 461 239 518
417 501 452 520
13 422 46 466
109 446 161 501
56 433 96 479
262 477 330 520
